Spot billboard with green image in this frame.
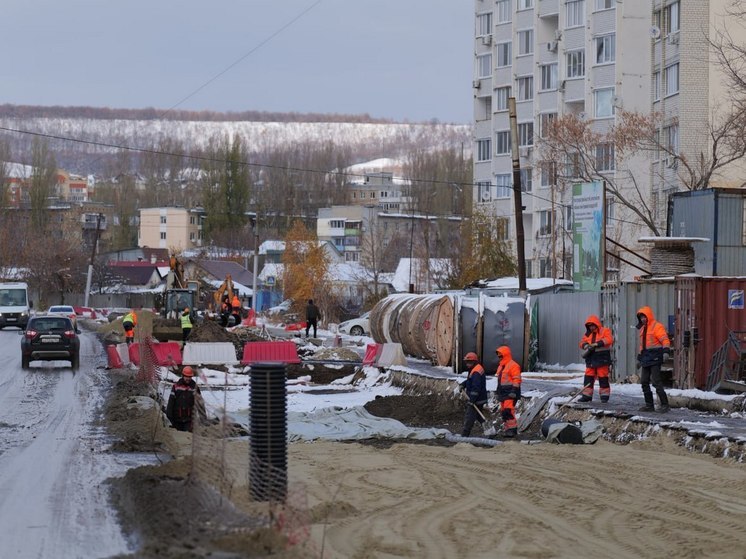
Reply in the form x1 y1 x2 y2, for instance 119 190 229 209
572 181 605 291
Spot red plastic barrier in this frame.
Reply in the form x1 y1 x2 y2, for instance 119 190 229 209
284 322 307 332
106 344 124 369
241 308 257 327
128 343 141 366
362 343 381 366
150 342 183 366
241 341 301 365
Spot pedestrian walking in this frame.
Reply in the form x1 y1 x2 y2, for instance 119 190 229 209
122 309 138 345
166 366 201 432
494 345 522 437
636 306 671 413
305 299 320 338
180 307 193 342
578 315 614 403
459 352 488 437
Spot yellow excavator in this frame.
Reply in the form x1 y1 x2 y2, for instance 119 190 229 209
213 275 235 326
153 255 199 341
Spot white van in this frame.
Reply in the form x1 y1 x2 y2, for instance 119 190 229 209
0 282 31 329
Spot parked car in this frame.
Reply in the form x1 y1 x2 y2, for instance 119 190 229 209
21 315 80 369
73 306 97 319
338 311 371 336
47 305 78 329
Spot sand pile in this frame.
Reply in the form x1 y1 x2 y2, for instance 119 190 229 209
97 309 157 338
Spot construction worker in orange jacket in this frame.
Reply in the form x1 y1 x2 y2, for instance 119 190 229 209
122 310 137 345
231 293 241 326
636 306 671 413
578 314 614 403
495 345 521 438
459 352 488 437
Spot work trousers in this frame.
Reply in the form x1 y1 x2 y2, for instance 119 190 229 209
581 366 610 402
461 402 485 437
641 364 669 407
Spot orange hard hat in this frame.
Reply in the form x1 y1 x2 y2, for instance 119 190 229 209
182 366 194 377
464 352 479 362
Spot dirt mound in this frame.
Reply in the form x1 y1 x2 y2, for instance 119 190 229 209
188 319 233 343
311 347 361 362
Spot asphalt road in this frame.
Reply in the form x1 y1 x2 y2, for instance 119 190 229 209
0 327 139 559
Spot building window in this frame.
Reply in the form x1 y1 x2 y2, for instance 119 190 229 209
653 71 661 101
190 232 195 240
160 232 166 240
665 1 680 35
565 152 581 178
540 161 557 187
477 54 492 78
566 50 585 78
189 216 196 225
540 64 558 90
496 130 511 155
160 216 167 224
330 219 345 228
596 143 615 171
565 205 573 230
539 210 554 237
566 0 585 28
497 41 512 67
518 0 534 10
521 168 533 193
496 217 510 241
517 76 534 101
495 174 512 198
595 88 615 118
518 29 534 55
477 139 492 161
665 63 679 96
477 181 492 203
665 124 679 155
595 34 615 64
595 0 614 10
540 113 556 138
495 86 511 111
539 258 551 277
477 12 493 36
496 0 512 23
518 122 534 146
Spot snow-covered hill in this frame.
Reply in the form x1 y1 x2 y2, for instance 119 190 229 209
0 116 472 166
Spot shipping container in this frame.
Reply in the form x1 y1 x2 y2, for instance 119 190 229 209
674 276 746 389
669 189 746 276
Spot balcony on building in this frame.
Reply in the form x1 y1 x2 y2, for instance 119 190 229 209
538 0 559 18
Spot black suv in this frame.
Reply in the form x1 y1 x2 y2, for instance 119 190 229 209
21 315 80 369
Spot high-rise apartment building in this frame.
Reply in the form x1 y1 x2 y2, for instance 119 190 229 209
473 0 742 280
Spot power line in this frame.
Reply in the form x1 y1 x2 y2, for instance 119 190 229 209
162 1 323 116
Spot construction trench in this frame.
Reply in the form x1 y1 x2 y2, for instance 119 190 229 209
95 316 746 558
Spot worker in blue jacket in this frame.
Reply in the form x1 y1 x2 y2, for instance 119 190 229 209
459 352 488 437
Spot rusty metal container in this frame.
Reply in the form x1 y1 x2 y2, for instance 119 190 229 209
674 276 746 389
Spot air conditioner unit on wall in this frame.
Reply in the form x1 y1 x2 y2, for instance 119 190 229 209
481 35 493 46
519 146 531 158
666 157 678 169
547 41 558 53
472 79 481 89
668 33 679 45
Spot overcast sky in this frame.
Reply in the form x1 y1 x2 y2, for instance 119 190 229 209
1 1 473 123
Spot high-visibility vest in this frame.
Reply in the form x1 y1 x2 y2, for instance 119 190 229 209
180 313 192 329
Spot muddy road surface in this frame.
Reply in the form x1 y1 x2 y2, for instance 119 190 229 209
0 328 139 558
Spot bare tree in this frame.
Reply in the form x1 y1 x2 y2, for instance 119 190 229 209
28 138 57 230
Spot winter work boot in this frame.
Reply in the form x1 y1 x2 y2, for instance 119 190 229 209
638 404 655 412
657 405 670 413
577 395 592 403
503 427 517 438
600 396 609 403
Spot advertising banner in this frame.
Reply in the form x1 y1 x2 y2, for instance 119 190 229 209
572 181 605 291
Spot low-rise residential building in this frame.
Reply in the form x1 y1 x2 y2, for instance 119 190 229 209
347 171 412 212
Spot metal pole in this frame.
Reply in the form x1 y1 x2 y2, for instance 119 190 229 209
408 210 415 293
84 213 103 307
252 215 259 310
508 97 527 295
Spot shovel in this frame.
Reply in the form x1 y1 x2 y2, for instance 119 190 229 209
470 402 497 436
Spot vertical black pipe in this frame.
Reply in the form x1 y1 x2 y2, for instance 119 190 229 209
249 362 287 502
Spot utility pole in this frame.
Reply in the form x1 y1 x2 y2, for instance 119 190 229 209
251 214 259 310
508 97 527 295
84 213 103 308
